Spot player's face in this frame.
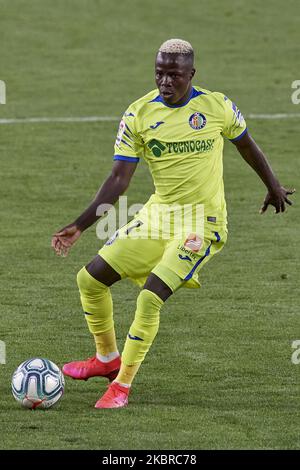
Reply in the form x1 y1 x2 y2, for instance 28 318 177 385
155 52 195 106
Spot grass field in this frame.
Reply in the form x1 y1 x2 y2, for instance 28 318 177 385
0 0 300 450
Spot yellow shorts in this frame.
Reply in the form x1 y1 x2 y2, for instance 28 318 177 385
99 218 227 292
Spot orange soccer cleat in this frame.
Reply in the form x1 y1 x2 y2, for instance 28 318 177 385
62 355 120 381
94 382 130 409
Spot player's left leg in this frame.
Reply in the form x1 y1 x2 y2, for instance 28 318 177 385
95 272 183 408
95 225 227 408
115 273 173 380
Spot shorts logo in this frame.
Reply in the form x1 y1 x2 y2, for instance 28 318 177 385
105 230 119 245
179 254 192 261
124 220 143 235
184 234 203 252
189 112 206 130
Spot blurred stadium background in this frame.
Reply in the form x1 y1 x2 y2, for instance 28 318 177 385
0 0 299 450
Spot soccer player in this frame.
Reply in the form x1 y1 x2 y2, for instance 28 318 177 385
52 39 295 409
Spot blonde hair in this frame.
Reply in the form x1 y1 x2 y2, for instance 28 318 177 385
158 39 193 55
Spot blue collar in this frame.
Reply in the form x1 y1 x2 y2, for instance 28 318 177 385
150 87 205 108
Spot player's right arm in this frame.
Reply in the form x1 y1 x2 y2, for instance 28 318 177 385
51 160 137 256
52 104 143 256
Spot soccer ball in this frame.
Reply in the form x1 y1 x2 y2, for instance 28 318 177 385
12 358 65 409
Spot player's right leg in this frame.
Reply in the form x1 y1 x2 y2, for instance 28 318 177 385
63 218 165 384
62 255 122 381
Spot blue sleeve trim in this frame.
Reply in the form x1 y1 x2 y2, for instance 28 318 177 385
113 155 140 163
229 127 248 142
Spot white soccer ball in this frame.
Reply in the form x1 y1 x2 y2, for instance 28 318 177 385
12 358 65 409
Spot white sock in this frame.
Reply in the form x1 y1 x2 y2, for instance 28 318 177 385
96 351 120 363
114 381 131 388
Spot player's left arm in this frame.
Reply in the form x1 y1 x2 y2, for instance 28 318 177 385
233 131 295 213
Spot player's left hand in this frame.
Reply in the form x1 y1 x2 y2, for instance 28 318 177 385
260 186 295 214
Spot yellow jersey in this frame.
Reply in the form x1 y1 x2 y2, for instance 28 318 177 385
114 86 247 226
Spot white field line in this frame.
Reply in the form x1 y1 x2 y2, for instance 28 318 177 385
247 113 300 119
0 113 300 125
0 116 119 124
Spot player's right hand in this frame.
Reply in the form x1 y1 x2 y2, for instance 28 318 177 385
51 223 82 257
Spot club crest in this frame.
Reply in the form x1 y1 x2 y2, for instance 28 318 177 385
189 112 206 130
184 234 203 252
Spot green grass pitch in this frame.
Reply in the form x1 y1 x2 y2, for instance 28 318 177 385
0 0 299 450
